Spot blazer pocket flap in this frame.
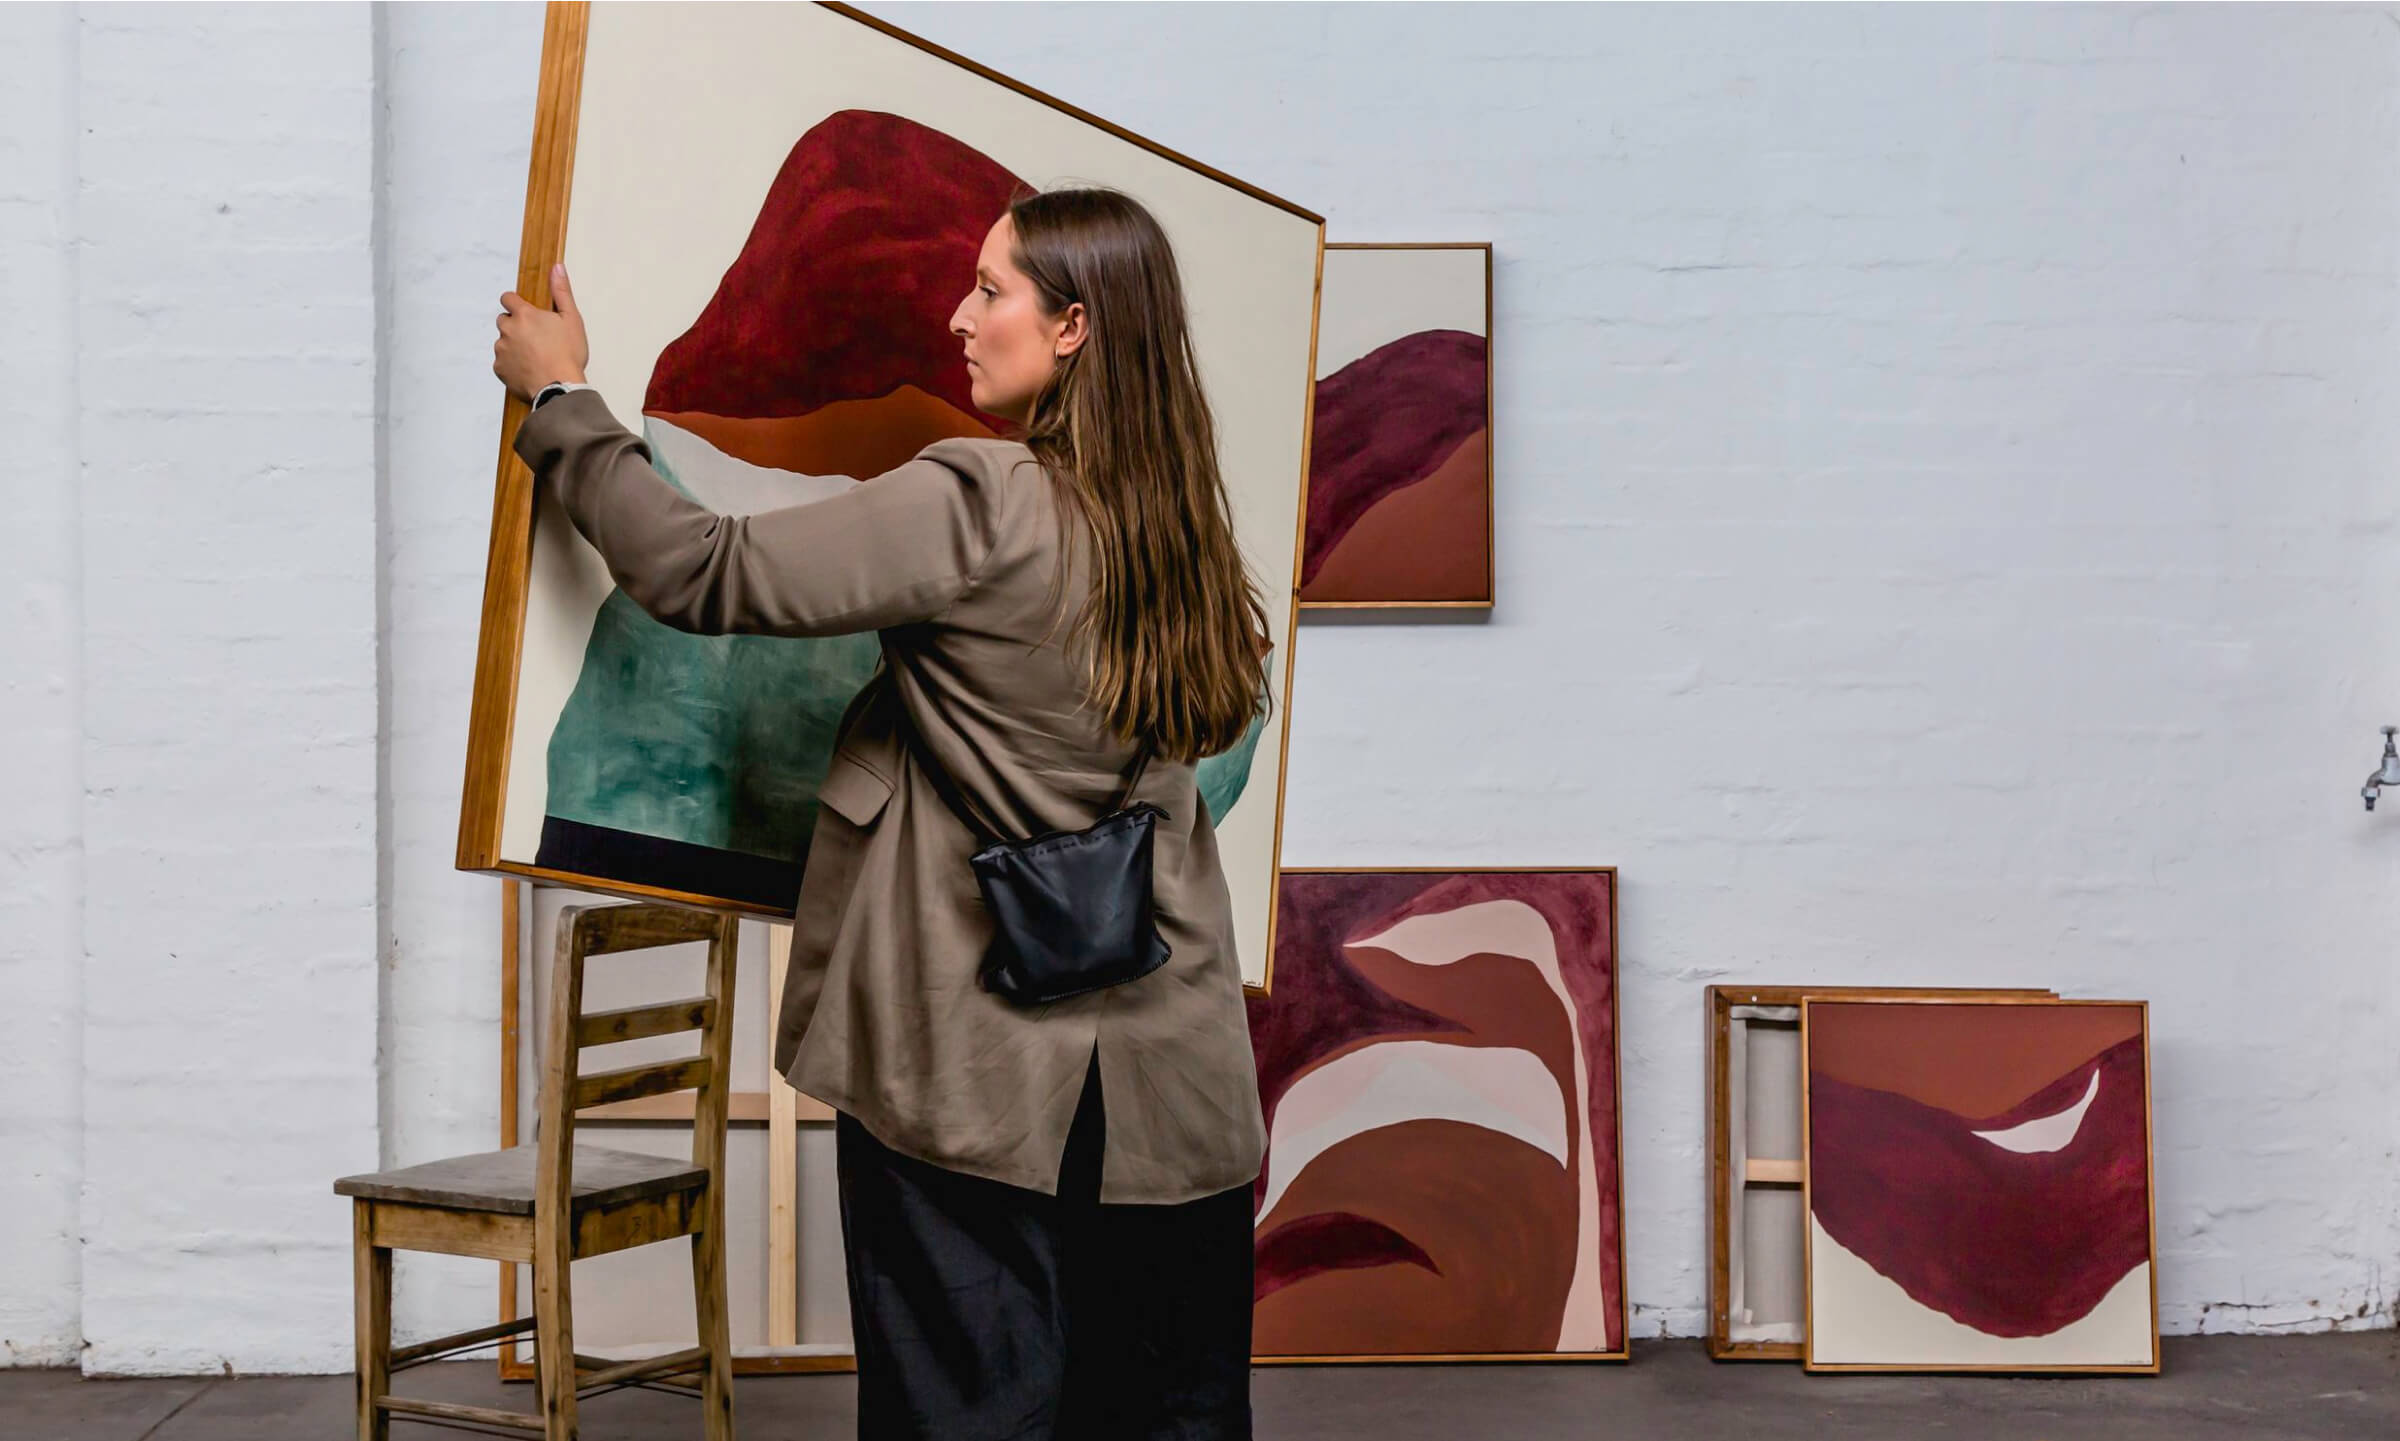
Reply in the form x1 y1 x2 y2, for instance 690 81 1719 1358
817 751 896 828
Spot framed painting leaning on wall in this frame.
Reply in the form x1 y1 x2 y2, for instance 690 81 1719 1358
456 3 1323 993
1800 997 2160 1374
1249 867 1627 1363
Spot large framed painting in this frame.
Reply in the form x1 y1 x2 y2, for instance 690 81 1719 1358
1800 997 2160 1374
1248 868 1626 1363
1299 242 1492 608
458 3 1323 992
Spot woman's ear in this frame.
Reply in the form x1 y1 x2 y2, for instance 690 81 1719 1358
1054 301 1089 359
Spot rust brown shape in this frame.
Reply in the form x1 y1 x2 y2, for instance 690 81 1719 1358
646 385 994 480
1808 1001 2145 1119
1253 1119 1578 1357
1301 428 1490 603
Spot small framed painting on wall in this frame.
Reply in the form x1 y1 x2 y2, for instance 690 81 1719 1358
1299 242 1494 609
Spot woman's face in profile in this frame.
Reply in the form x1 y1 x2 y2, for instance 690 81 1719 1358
952 214 1084 423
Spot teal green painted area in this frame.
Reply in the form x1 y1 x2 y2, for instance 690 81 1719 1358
544 429 878 861
1196 709 1267 826
544 425 1266 857
550 616 1268 858
550 621 1265 857
544 591 881 860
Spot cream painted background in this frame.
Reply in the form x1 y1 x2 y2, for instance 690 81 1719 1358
1810 1227 2155 1369
1315 246 1489 377
504 3 1322 994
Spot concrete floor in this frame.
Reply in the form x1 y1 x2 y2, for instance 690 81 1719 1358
7 1334 2395 1441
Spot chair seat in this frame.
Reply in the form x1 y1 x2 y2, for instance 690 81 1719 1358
334 1144 705 1217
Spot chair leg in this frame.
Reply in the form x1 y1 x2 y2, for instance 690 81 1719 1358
533 1234 578 1441
351 1204 391 1441
691 1203 735 1441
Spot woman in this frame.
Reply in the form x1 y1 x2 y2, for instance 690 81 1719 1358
494 188 1270 1440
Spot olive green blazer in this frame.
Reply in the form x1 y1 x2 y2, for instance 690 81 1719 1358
515 390 1266 1204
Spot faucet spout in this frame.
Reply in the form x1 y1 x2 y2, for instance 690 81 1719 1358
2365 727 2400 811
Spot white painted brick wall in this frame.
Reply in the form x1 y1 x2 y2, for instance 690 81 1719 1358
72 2 381 1375
0 0 86 1370
378 0 548 1348
5 2 2397 1371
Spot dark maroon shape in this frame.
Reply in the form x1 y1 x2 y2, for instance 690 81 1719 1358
1249 876 1462 1093
643 110 1024 423
1809 1038 2151 1338
1254 1212 1442 1304
1304 329 1488 583
1247 873 1468 1209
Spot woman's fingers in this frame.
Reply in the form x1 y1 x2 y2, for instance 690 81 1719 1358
493 274 586 399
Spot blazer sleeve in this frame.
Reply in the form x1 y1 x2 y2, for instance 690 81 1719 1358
511 388 1005 638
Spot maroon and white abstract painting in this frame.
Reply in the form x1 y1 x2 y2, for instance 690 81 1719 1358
1248 870 1625 1358
1299 244 1491 606
1803 999 2158 1371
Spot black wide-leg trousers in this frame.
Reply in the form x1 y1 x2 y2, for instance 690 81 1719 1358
834 1059 1256 1441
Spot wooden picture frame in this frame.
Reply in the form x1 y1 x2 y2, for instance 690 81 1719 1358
1299 242 1496 612
1798 996 2161 1376
1703 985 2054 1362
1251 867 1628 1364
457 2 1320 997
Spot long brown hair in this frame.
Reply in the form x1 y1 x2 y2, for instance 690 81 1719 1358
1007 187 1270 763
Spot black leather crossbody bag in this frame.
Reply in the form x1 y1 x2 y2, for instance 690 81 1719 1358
899 717 1171 1006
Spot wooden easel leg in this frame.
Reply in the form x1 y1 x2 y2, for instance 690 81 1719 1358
692 1207 735 1441
687 913 737 1439
767 924 799 1350
532 1229 578 1441
352 1203 391 1441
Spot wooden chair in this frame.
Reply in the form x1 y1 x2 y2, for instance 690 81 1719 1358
335 903 740 1440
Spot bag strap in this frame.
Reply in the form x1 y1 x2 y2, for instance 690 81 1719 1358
896 706 1151 850
896 708 1003 850
1110 747 1153 814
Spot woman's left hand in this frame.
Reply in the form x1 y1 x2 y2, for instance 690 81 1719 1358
494 262 591 403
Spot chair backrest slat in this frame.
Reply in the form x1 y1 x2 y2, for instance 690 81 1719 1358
574 906 725 956
572 1056 714 1112
576 997 714 1049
